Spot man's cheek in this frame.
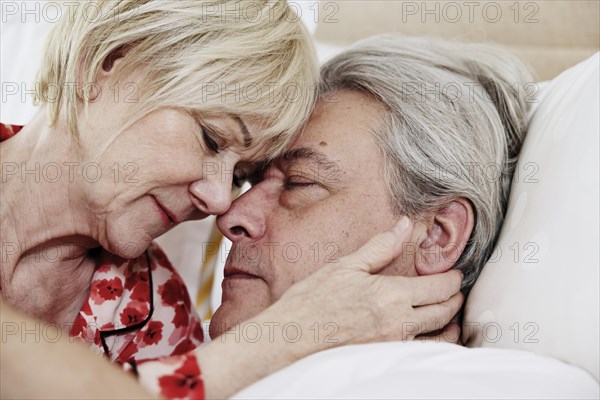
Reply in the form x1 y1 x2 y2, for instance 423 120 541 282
269 254 325 302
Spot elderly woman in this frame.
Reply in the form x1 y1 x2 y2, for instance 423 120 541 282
0 1 463 399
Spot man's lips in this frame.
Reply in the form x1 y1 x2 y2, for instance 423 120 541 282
221 265 263 302
151 195 178 226
223 265 262 280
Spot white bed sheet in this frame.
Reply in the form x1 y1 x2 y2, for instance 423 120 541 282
234 342 599 399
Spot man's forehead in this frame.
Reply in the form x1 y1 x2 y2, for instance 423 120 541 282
291 91 384 154
285 128 337 166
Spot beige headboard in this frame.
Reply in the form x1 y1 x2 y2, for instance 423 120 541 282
314 0 600 81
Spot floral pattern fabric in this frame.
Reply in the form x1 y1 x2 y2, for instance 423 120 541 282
0 123 22 141
69 244 205 363
134 353 205 400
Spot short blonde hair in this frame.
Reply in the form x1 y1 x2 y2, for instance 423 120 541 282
36 0 318 158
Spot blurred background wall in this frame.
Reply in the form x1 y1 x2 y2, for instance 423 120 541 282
311 0 599 81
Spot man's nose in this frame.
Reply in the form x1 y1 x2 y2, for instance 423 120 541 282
188 171 232 216
216 186 268 243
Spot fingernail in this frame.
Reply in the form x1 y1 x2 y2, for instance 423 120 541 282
393 216 410 235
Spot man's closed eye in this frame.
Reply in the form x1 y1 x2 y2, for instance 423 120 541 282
284 176 319 189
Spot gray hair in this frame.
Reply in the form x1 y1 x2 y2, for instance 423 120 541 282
320 35 534 291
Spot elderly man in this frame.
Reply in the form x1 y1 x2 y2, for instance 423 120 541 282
210 34 531 339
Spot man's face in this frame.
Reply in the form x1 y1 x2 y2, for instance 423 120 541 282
211 90 418 338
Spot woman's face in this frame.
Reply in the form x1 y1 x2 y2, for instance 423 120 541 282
75 71 267 258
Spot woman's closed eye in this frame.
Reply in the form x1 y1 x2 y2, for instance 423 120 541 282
202 126 220 153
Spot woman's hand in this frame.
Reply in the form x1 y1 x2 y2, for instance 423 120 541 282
272 216 463 354
197 217 463 398
417 318 462 344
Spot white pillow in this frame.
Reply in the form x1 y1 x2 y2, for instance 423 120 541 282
463 53 600 381
234 342 599 399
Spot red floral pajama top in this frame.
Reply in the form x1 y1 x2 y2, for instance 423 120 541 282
2 123 206 399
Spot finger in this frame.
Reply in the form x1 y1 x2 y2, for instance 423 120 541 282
410 269 463 306
416 319 461 344
340 217 413 274
414 291 464 334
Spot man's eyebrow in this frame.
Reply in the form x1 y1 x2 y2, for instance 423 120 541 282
280 146 338 171
232 115 253 148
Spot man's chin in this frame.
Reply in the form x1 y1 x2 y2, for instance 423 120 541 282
208 308 234 339
209 302 252 339
209 301 269 340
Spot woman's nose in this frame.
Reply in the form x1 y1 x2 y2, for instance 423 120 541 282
216 187 267 243
188 177 232 216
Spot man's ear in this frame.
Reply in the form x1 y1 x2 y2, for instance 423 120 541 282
415 198 474 276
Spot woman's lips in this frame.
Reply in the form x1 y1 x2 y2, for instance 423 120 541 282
151 195 177 227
